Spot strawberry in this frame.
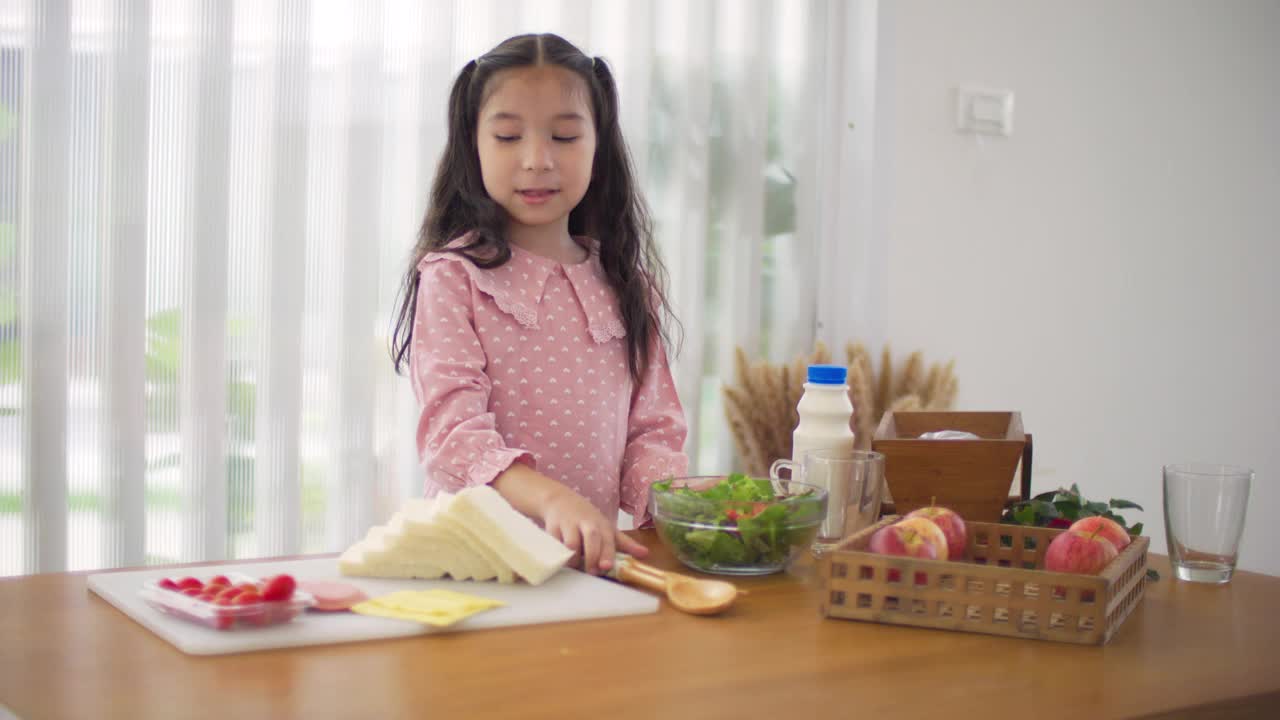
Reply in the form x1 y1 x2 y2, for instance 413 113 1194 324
235 591 262 605
176 577 203 591
209 575 231 587
157 578 180 592
261 574 296 602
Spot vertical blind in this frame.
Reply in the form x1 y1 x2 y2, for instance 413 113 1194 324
0 0 848 576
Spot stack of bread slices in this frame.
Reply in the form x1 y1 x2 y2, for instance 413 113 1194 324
338 485 574 586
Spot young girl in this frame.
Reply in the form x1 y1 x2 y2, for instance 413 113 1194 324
390 34 688 575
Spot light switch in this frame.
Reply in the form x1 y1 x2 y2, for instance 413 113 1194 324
956 86 1014 136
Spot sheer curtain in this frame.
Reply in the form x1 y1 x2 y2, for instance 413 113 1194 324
0 0 859 576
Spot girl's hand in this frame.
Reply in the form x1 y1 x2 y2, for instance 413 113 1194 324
541 487 648 575
491 463 650 575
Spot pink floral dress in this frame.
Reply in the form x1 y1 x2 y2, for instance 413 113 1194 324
409 237 688 525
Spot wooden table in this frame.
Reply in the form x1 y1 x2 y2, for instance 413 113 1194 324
2 531 1277 720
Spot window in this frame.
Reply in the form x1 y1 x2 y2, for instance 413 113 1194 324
0 0 851 575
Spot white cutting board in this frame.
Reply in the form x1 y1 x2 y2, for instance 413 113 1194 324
87 557 658 656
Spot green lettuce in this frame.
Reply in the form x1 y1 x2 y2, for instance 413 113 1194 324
653 474 822 571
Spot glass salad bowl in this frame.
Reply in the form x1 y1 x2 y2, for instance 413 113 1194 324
648 474 827 576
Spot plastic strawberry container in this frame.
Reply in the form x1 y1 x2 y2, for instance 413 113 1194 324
139 572 316 631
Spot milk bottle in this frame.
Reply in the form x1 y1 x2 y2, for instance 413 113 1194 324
792 364 856 464
791 365 856 538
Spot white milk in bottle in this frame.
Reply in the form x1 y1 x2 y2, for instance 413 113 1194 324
791 365 856 539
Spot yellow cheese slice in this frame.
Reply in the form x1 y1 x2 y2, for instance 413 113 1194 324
351 590 505 627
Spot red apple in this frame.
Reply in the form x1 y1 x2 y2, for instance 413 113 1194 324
869 518 947 561
894 517 950 561
1044 526 1119 574
1067 516 1131 553
904 503 968 560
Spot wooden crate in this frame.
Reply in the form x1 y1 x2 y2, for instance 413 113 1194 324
819 517 1150 645
872 411 1031 523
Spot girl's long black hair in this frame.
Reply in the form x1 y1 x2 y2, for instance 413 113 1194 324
389 33 679 384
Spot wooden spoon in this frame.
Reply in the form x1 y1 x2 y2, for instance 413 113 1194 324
609 553 741 616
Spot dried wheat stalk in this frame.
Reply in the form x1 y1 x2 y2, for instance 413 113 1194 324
938 359 959 409
876 345 893 420
786 355 806 422
758 363 792 465
722 386 765 476
845 342 876 445
896 350 924 401
722 341 959 475
721 348 795 476
891 393 923 412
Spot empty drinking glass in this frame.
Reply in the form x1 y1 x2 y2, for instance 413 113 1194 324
1162 463 1252 584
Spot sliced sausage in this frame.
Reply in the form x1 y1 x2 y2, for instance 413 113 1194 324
298 580 369 611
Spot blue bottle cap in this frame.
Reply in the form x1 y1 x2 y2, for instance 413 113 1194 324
807 364 847 385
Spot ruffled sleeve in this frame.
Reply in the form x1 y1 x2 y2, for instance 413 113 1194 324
410 253 536 491
618 333 690 526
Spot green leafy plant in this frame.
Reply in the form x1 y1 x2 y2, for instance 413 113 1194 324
1002 483 1159 580
1001 483 1144 535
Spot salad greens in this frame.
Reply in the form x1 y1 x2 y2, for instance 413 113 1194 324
651 473 824 571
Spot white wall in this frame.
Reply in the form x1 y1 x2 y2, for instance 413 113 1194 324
872 0 1280 574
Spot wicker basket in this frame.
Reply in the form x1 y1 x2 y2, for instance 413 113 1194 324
819 516 1150 645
